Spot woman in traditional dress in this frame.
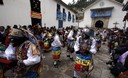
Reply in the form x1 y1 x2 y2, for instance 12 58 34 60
51 32 62 67
0 28 43 78
66 28 75 61
95 32 102 51
73 33 94 78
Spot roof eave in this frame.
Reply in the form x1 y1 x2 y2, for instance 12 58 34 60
122 2 128 11
90 7 114 11
55 0 77 14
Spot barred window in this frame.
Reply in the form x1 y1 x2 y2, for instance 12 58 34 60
30 0 41 13
0 0 4 5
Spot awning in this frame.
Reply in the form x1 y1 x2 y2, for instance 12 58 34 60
90 7 114 18
90 7 114 11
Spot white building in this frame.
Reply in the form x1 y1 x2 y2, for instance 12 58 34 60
41 0 77 28
79 0 127 29
122 0 128 28
0 0 31 27
0 0 77 28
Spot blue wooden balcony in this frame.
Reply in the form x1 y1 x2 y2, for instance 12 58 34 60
72 15 75 22
63 13 66 21
56 10 62 20
68 16 71 21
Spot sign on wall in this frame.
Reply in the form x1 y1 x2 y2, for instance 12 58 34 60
31 11 42 19
91 8 113 18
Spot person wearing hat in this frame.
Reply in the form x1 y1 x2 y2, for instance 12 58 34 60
51 31 62 67
66 28 75 61
2 28 43 77
73 31 94 78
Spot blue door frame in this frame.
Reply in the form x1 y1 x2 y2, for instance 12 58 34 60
58 20 63 28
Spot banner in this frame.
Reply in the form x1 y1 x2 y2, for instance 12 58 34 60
31 11 42 19
91 9 112 18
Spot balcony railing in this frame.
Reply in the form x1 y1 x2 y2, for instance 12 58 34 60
56 10 62 20
68 16 71 21
72 15 75 22
63 12 66 21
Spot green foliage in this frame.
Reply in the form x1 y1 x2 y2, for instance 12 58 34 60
68 0 96 10
69 0 123 9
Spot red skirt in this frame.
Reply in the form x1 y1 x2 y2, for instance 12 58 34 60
119 70 128 78
75 56 92 72
107 44 110 48
42 42 50 50
75 63 89 72
97 44 101 48
52 50 61 60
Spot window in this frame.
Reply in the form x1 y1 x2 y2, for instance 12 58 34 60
57 4 60 11
63 8 66 21
0 0 3 5
30 0 41 13
63 8 65 13
56 4 61 20
68 12 71 21
72 15 75 22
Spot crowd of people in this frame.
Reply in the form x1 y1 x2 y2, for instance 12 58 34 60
0 25 128 78
106 28 128 78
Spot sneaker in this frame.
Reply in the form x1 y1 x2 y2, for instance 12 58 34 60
67 55 70 57
57 60 61 62
54 61 57 65
54 64 58 68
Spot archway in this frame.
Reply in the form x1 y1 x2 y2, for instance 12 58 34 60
95 20 104 28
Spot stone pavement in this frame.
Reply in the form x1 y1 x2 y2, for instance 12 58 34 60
42 44 115 78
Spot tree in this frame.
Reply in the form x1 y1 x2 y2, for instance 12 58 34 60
72 0 75 4
69 0 96 9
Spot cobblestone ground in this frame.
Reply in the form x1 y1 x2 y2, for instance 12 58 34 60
4 44 114 78
42 44 115 78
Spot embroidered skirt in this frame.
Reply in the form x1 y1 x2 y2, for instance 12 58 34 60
97 41 101 48
52 47 61 60
42 40 50 50
75 54 92 73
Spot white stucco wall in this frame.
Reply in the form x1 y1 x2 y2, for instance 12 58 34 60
41 0 77 28
0 0 31 27
123 0 128 5
79 0 126 29
60 5 77 27
41 0 57 27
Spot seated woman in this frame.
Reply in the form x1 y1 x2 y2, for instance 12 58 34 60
0 28 43 77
